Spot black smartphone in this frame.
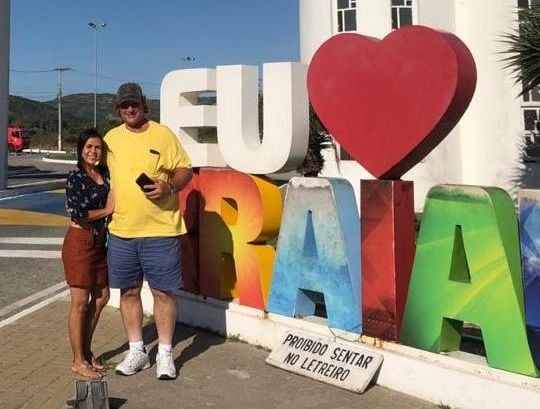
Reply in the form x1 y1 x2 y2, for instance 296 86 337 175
135 173 155 192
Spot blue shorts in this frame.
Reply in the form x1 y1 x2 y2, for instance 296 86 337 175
107 234 182 292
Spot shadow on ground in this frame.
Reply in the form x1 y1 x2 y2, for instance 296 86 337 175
98 322 226 376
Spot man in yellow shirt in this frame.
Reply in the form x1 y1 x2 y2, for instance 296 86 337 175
105 82 192 380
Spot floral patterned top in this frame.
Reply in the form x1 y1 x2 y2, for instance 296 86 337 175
65 167 110 236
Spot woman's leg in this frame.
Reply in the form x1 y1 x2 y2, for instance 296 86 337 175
84 284 110 369
68 286 101 379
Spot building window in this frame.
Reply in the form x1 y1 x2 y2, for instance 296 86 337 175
518 0 540 8
522 83 540 145
337 0 357 32
523 107 540 144
391 0 413 30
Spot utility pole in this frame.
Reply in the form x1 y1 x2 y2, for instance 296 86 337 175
55 67 72 152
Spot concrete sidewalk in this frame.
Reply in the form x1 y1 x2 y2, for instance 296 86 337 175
0 298 438 409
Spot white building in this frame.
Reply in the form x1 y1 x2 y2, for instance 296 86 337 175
299 0 535 210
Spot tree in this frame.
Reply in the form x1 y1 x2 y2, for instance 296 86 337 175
502 4 540 96
258 93 335 176
296 105 335 176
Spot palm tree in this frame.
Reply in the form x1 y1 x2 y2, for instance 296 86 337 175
258 94 335 176
502 4 540 96
296 105 335 177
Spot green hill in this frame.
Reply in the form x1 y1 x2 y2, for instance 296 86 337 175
8 93 160 150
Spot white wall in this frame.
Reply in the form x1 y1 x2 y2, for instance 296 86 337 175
299 0 525 210
397 0 464 208
299 0 334 64
417 0 455 30
454 0 523 195
357 0 391 38
0 0 10 190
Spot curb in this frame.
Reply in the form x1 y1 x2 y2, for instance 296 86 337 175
42 157 76 165
22 148 67 154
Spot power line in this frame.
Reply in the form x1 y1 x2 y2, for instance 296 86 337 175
9 68 57 73
11 67 161 86
9 67 162 101
70 69 160 86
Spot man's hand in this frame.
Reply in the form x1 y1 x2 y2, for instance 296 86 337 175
144 179 172 200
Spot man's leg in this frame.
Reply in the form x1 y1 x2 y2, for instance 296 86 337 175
150 288 177 344
114 284 151 375
151 287 178 379
142 236 182 379
120 285 144 342
107 235 150 375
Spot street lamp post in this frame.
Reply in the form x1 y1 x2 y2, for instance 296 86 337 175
88 21 106 129
181 56 196 68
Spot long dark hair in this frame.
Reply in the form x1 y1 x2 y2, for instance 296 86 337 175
76 128 105 173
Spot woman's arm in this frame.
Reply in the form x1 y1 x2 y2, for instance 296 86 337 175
85 190 115 221
66 172 114 223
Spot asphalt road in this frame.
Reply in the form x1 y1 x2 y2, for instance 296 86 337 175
7 152 73 188
0 156 70 317
0 224 67 310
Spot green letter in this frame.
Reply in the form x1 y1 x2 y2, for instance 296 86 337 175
401 185 538 376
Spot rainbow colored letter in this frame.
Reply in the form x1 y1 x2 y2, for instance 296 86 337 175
401 185 538 376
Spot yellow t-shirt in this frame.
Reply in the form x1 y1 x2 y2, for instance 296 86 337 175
104 120 191 238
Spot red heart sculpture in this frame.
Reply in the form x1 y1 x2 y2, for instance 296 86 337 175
307 26 476 179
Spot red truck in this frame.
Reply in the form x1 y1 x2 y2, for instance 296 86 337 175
7 126 30 152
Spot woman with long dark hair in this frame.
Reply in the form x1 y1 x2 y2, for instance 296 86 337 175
62 128 114 379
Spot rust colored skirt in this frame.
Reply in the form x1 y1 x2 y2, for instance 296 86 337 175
62 226 108 287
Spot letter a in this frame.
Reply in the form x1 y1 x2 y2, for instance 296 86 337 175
266 177 361 333
401 185 538 376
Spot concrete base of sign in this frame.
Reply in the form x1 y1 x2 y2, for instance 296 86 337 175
109 286 540 409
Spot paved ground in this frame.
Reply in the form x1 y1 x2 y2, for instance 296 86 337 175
0 190 68 312
0 299 438 409
1 153 70 199
8 153 73 176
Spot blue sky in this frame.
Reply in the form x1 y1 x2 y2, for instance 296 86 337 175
9 0 299 101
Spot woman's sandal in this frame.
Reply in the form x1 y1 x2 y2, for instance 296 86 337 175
72 361 102 380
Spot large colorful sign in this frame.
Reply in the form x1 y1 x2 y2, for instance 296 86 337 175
165 26 540 377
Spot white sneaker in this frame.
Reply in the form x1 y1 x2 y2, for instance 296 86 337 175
115 348 150 376
156 352 177 380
